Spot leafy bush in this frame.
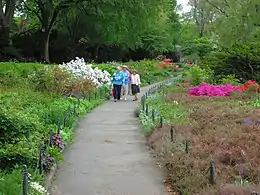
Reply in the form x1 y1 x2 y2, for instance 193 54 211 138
218 74 241 85
183 65 213 86
28 66 95 95
92 63 116 75
181 37 216 60
199 41 260 82
0 61 44 77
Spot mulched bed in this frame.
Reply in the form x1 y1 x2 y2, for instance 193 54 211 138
146 90 260 195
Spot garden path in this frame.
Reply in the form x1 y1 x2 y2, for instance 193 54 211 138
50 84 168 195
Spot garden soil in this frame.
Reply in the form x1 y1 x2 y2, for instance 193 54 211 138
50 85 169 195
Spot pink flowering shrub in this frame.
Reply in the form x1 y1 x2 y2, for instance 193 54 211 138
188 82 240 96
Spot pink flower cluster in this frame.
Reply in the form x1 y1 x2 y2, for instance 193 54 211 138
188 82 240 96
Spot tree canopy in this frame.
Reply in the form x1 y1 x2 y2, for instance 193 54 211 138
176 0 260 81
0 0 180 62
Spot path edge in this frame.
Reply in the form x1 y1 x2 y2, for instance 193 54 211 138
44 100 106 191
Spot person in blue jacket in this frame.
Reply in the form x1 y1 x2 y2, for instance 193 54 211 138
111 66 124 102
120 65 130 100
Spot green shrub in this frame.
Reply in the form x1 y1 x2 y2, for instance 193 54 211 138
28 66 95 95
218 74 241 85
0 169 21 194
198 41 260 82
0 62 44 77
125 59 171 85
0 167 45 195
92 63 115 75
183 65 213 85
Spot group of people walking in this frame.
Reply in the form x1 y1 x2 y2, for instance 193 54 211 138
110 65 141 102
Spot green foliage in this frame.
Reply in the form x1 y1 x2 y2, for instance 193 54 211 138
92 63 116 75
0 169 22 195
248 99 260 107
94 60 174 86
0 61 110 194
125 60 173 85
181 37 215 60
218 74 241 85
183 65 213 85
8 0 180 62
0 167 46 195
199 41 260 82
0 62 44 87
139 92 188 134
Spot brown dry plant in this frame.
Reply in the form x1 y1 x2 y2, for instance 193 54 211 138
146 89 260 195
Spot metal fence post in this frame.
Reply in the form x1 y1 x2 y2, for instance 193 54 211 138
209 156 215 184
63 111 67 127
21 165 28 195
170 126 174 142
152 109 155 123
57 118 61 134
49 129 53 147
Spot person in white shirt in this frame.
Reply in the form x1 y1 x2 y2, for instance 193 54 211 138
131 70 141 101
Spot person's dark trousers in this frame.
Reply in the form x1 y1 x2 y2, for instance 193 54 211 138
113 84 122 100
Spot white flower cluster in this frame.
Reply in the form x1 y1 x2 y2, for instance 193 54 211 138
30 181 49 195
59 57 111 86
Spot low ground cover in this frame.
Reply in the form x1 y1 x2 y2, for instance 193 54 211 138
140 74 260 194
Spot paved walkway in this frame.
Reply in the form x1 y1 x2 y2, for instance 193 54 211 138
50 85 168 195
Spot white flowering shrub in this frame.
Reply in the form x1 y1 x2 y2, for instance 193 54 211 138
27 173 49 195
59 57 111 86
29 181 49 195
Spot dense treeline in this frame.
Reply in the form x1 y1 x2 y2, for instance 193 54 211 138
1 0 260 81
0 0 180 63
180 0 260 81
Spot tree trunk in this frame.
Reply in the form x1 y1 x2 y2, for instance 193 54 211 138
43 31 50 63
0 23 10 48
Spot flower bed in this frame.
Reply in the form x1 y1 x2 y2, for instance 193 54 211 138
188 80 260 97
139 82 260 195
188 82 240 96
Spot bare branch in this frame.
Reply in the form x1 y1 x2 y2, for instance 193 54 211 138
204 0 229 17
21 0 44 25
223 0 230 8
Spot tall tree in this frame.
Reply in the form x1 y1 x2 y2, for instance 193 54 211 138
0 0 17 48
23 0 90 62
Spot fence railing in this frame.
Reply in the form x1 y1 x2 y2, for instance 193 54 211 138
20 86 110 195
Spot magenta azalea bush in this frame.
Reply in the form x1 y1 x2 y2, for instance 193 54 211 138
188 82 240 96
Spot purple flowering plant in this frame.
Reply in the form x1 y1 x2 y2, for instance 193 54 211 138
52 134 65 151
42 153 55 172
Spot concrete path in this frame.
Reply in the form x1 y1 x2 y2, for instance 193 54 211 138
50 85 168 195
